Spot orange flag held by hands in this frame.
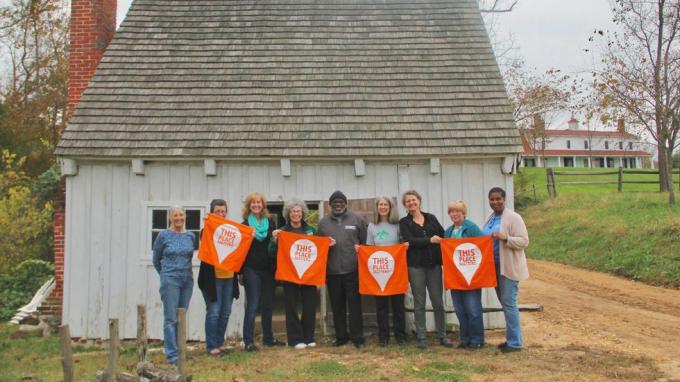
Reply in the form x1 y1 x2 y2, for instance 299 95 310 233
441 236 497 290
275 231 331 286
357 244 408 296
198 213 255 273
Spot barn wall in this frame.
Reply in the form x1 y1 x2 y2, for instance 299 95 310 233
63 158 514 340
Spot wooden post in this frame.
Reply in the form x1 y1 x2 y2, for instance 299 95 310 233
137 305 148 364
59 325 74 382
546 168 557 197
177 308 188 382
107 319 120 382
618 167 623 192
532 183 537 202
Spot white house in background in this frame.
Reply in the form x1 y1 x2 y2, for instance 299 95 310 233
521 117 653 168
55 0 522 341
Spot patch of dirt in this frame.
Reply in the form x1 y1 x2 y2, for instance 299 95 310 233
520 259 680 380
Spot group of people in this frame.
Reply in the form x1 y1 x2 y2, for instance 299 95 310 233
152 187 529 365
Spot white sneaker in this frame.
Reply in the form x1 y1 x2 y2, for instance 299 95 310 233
306 342 317 348
294 343 307 350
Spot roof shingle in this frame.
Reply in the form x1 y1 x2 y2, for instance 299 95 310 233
57 0 521 158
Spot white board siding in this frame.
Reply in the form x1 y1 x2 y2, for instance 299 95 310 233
63 158 512 340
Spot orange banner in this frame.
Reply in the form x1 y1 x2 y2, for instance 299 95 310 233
198 213 255 273
441 236 497 290
357 244 409 296
275 231 331 286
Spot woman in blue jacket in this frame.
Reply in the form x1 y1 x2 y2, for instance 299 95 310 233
444 200 485 349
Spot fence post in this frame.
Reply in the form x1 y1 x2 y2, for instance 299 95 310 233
546 168 556 197
177 308 188 382
532 183 537 202
59 325 74 382
618 167 623 192
137 305 147 364
107 319 120 382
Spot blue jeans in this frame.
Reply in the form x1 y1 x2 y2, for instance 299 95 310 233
201 278 235 352
495 274 523 348
159 272 193 363
451 289 484 345
242 267 275 345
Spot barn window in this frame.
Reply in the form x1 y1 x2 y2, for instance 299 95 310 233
628 142 633 150
566 140 571 149
584 140 589 149
149 205 206 252
605 141 609 149
619 141 623 150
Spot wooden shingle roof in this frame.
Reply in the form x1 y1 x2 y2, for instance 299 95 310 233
56 0 522 158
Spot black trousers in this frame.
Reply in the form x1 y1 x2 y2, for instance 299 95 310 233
327 271 364 344
375 294 406 342
283 282 317 345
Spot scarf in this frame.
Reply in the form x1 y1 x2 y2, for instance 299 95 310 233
248 213 269 242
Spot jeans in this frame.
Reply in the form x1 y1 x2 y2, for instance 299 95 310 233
201 277 235 352
283 282 317 345
375 294 406 343
242 267 275 345
327 272 364 344
159 272 193 364
495 274 523 348
451 289 484 345
408 266 446 341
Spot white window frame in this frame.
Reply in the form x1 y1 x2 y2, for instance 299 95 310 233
142 201 208 264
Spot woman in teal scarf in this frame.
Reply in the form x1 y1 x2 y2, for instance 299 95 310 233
240 192 284 351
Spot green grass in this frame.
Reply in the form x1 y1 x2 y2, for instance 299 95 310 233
515 167 680 208
406 360 489 382
522 191 680 288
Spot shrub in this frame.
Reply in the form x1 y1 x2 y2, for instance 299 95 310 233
0 259 54 321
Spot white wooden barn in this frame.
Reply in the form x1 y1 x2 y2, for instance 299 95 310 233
56 0 522 340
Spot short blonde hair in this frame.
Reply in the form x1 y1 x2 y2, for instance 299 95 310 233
168 206 185 227
374 196 399 224
447 200 467 216
242 192 270 220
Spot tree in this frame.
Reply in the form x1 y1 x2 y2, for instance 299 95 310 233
0 0 69 176
504 59 574 129
593 0 680 205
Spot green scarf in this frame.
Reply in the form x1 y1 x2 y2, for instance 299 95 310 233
248 213 269 241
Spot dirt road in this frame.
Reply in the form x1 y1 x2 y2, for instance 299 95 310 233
520 259 680 380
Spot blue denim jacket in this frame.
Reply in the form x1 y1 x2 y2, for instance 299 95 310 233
152 230 196 277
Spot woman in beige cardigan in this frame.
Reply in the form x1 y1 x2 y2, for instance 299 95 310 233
482 187 529 353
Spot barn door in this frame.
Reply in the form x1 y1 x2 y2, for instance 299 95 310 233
320 198 380 335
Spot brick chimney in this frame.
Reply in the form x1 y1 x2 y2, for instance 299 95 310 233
45 0 117 322
617 118 626 133
568 116 579 130
67 0 117 116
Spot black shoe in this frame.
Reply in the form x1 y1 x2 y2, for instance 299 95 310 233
497 342 507 349
333 339 349 347
499 344 522 353
395 337 407 345
439 338 454 348
245 343 259 352
417 339 427 349
378 339 388 347
263 339 285 347
353 342 365 349
456 342 469 349
467 343 485 350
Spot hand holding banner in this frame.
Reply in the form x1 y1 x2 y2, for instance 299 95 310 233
357 243 408 296
275 231 331 286
198 213 255 272
441 236 496 290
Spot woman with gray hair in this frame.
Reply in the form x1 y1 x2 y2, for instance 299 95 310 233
271 198 319 349
152 206 196 364
366 196 407 347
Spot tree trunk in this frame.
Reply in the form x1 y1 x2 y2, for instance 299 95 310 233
658 145 670 192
